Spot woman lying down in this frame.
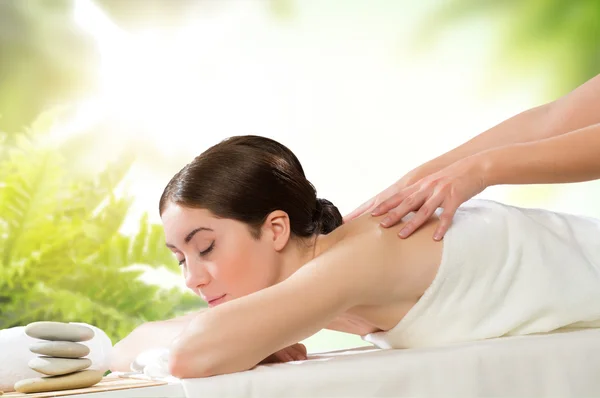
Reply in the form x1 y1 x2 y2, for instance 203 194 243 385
111 135 600 378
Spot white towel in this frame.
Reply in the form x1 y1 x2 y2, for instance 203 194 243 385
130 347 175 380
364 199 600 349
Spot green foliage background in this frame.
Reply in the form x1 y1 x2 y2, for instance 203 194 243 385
418 0 600 97
0 113 203 343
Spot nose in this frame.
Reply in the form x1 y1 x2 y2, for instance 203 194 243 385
184 259 211 291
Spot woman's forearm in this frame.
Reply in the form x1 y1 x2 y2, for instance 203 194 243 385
110 311 205 372
482 123 600 186
409 104 551 182
409 74 600 183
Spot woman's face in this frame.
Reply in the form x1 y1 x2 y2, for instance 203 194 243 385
161 203 281 307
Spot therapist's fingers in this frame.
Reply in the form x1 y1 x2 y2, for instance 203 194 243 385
371 184 419 217
432 201 459 241
397 191 444 238
379 189 428 228
344 176 414 223
343 197 375 223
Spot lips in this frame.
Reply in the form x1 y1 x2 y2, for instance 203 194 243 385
206 294 226 307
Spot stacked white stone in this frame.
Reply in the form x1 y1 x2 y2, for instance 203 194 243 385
14 322 104 394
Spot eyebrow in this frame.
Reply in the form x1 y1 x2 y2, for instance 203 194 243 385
165 227 213 249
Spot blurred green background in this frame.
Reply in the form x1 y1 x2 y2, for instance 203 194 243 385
0 0 598 352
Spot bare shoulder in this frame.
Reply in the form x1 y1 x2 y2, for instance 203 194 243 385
305 212 444 307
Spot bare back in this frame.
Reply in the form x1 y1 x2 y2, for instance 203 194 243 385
316 212 444 335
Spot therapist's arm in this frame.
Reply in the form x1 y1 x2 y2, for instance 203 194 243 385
408 73 600 184
371 121 600 240
482 122 600 186
344 74 600 225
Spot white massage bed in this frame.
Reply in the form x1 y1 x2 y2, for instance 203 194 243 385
79 328 600 397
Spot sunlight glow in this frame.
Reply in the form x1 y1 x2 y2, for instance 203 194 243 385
72 0 198 154
70 0 270 157
65 0 548 233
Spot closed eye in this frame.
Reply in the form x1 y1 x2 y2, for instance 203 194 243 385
200 241 215 256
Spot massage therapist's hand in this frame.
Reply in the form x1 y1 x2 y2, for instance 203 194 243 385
343 171 418 224
260 343 307 364
371 154 488 241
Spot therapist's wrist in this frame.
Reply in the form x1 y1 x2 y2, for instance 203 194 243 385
473 149 498 189
476 146 512 188
405 158 450 186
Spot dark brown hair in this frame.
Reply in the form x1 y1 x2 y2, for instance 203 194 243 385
159 135 342 238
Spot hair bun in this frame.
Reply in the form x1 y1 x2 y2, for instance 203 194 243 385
312 198 343 234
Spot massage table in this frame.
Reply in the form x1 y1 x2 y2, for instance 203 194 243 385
12 328 600 397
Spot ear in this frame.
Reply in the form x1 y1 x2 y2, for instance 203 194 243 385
261 210 292 252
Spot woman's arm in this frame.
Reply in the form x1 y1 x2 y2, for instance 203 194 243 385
168 242 367 379
110 310 205 372
369 122 600 240
482 122 600 186
344 74 600 225
408 74 600 184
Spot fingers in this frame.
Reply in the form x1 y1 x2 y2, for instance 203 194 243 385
345 178 410 223
397 192 443 238
274 344 307 362
287 344 307 361
379 188 426 228
260 353 280 364
293 343 307 357
432 203 458 241
370 187 413 217
343 197 375 223
276 350 294 362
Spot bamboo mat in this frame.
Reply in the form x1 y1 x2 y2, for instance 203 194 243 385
3 376 167 397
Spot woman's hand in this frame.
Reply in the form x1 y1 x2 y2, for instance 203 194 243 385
343 171 419 224
371 154 489 240
260 343 307 364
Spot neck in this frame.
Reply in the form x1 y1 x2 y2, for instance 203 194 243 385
276 235 326 283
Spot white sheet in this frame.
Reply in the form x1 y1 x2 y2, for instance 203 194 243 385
181 328 600 397
366 200 600 350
